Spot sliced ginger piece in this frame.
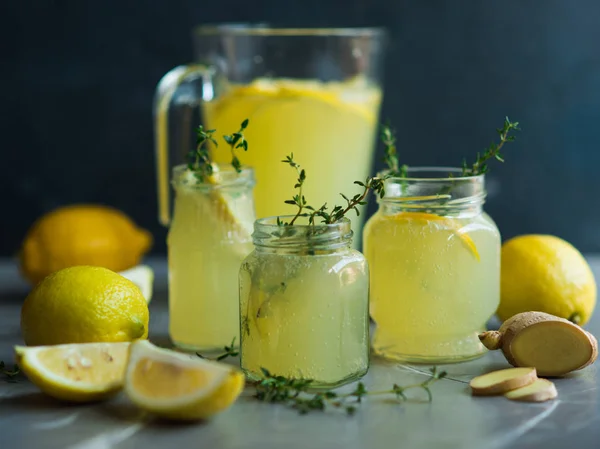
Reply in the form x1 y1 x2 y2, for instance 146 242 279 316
505 378 557 402
470 367 537 396
479 311 598 376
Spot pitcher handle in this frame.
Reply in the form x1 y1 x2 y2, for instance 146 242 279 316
154 64 215 226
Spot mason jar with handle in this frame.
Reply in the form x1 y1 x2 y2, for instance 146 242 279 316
154 25 386 245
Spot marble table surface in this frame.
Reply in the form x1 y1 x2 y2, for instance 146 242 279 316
1 257 598 449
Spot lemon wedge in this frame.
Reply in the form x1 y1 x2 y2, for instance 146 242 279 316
124 340 245 420
119 265 154 304
393 212 480 261
179 166 254 240
15 342 130 402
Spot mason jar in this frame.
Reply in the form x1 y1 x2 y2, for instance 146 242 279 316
363 167 501 363
168 164 255 352
239 217 369 388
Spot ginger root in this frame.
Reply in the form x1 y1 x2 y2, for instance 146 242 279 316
470 367 537 396
479 311 598 377
504 378 557 402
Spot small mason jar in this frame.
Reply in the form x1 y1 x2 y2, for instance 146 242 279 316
168 164 255 352
363 167 500 363
239 217 369 388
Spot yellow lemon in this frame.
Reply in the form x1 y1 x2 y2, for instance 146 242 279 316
124 340 245 421
15 342 130 402
499 235 597 325
20 205 153 285
21 266 150 346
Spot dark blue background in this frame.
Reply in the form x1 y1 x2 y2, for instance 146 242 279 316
4 0 600 255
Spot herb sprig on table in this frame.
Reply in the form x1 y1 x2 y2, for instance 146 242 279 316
186 119 250 181
277 153 386 226
254 367 447 415
0 361 20 383
195 339 447 415
196 337 239 361
382 117 520 177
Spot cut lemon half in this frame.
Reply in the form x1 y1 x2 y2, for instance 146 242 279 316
119 265 154 303
393 212 480 261
15 342 130 402
124 340 245 421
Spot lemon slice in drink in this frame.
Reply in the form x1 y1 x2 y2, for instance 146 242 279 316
393 212 480 261
15 342 130 402
180 165 254 239
124 340 245 421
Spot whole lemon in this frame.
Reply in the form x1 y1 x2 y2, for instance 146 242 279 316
20 205 152 285
499 235 597 325
21 266 150 346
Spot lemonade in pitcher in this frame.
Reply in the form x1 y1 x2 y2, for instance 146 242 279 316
206 78 381 237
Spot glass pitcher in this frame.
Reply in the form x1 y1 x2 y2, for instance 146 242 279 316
154 25 386 241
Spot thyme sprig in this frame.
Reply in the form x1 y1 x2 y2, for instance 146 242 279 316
462 117 520 176
0 361 20 383
254 367 447 415
196 337 239 361
186 119 250 181
281 154 307 225
381 124 407 178
187 126 218 181
223 119 249 173
279 153 386 226
381 117 520 178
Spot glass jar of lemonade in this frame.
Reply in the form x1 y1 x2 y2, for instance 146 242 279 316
239 217 369 387
168 164 255 352
363 168 500 363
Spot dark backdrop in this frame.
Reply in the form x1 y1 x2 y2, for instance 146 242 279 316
4 0 600 255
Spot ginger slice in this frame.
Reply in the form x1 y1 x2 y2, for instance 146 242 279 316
504 378 557 402
470 367 537 396
479 312 598 376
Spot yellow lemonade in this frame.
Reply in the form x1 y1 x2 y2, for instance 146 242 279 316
205 78 381 239
364 210 500 362
168 166 255 352
239 218 369 387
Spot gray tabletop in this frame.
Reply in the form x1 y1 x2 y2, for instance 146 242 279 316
1 257 599 449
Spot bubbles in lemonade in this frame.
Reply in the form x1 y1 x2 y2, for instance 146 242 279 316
168 168 255 352
239 249 369 387
364 211 500 362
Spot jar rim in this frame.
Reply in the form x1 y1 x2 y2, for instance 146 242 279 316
255 215 352 229
379 166 485 182
253 216 353 251
194 25 386 38
172 164 255 189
